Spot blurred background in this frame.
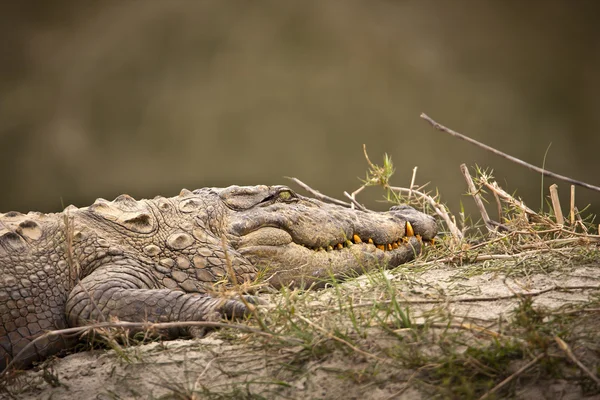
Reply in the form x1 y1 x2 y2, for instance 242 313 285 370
1 0 599 225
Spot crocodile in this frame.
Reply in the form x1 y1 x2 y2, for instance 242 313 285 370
0 185 436 371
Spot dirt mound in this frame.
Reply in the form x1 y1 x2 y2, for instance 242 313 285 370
4 249 600 399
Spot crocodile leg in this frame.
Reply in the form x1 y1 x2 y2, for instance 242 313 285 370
65 263 250 337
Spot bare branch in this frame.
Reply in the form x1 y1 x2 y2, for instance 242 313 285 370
287 177 351 207
343 191 368 211
420 113 600 193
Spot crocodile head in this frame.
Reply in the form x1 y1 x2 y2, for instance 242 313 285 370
213 185 437 288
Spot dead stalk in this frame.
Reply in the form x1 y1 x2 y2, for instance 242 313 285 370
461 163 494 232
549 184 564 225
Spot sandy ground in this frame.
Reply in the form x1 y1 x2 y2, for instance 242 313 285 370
3 253 600 399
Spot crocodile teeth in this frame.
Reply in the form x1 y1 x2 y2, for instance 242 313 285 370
306 234 413 252
405 221 414 237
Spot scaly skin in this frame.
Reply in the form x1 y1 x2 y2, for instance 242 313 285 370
0 185 436 370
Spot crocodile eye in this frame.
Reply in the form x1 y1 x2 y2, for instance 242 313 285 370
258 189 297 206
278 190 293 201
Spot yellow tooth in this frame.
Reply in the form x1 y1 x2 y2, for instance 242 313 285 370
353 234 362 244
387 243 392 251
402 237 409 243
368 238 374 245
405 221 414 237
317 247 324 251
392 242 399 249
345 240 353 247
336 243 343 250
327 245 333 252
376 244 385 251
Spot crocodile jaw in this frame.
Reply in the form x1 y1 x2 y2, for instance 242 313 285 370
236 233 422 288
234 221 427 288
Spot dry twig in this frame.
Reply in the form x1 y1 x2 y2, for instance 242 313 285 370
420 113 600 193
343 191 367 211
555 336 600 386
287 177 352 208
478 353 545 400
